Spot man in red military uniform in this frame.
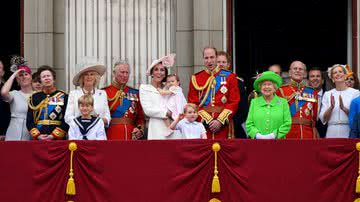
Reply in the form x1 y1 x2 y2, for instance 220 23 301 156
188 47 240 139
103 61 145 140
276 61 318 139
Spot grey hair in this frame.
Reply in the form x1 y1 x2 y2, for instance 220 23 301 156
113 59 130 73
290 60 307 71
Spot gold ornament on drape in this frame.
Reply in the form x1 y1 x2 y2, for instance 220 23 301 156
66 142 77 199
354 143 360 202
211 142 221 193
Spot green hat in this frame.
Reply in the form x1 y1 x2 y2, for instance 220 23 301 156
253 71 282 92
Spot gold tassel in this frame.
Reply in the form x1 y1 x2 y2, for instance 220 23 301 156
354 143 360 202
66 142 77 196
211 143 221 193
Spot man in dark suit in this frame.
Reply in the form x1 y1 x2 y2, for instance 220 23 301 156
0 60 11 140
308 67 327 138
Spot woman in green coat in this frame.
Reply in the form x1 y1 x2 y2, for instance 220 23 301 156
246 71 292 139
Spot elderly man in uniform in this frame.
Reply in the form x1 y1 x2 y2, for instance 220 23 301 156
103 61 145 140
188 47 240 139
27 65 68 140
276 61 318 139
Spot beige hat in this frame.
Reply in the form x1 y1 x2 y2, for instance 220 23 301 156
146 53 176 76
72 63 106 86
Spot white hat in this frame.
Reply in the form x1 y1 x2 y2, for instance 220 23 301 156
72 63 106 86
146 53 176 76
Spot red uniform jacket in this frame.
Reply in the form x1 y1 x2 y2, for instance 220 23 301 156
188 67 240 139
104 82 145 140
276 80 318 139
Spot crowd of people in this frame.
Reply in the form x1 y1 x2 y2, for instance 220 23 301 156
1 47 360 141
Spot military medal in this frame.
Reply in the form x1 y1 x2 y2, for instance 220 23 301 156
307 103 313 110
220 86 228 94
49 112 57 120
305 109 310 116
55 105 61 113
221 96 227 104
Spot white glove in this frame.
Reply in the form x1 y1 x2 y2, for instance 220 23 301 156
256 133 276 139
255 133 264 139
262 133 276 139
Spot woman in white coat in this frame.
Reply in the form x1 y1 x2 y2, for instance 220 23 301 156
140 54 175 139
65 63 111 127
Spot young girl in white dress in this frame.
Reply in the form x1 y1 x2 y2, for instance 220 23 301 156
157 74 187 128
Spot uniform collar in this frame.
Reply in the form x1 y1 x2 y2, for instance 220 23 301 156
204 66 221 75
43 86 57 95
290 79 306 89
112 81 126 90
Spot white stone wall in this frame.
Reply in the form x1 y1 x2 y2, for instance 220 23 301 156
65 0 176 90
24 0 66 90
175 0 224 97
24 0 225 92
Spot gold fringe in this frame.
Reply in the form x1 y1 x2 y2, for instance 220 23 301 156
211 143 221 193
108 90 126 111
209 198 222 202
66 142 77 196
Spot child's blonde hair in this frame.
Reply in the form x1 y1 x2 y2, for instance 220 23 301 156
78 94 94 106
184 103 198 113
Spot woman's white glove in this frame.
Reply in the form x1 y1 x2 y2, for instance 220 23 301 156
255 133 276 139
255 133 264 139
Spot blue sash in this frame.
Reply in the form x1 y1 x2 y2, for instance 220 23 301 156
202 70 231 106
112 88 138 118
289 87 314 117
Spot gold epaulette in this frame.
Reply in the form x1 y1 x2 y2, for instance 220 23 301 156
236 77 244 82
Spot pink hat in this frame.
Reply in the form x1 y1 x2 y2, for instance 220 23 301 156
146 53 176 76
18 65 32 74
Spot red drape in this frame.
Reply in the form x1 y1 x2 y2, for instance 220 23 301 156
0 139 358 202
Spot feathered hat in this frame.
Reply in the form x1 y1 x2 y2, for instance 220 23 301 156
10 56 31 74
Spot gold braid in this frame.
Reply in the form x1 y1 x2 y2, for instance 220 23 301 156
108 90 126 111
28 96 48 124
28 92 63 124
192 75 216 107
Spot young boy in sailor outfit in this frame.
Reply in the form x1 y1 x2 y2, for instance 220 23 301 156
68 94 107 140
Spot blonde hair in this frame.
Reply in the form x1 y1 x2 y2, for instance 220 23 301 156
79 72 101 88
184 103 198 113
78 94 94 106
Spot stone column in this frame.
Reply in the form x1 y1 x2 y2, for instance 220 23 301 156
65 0 175 90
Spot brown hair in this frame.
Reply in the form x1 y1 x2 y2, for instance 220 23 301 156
217 51 231 64
37 65 56 80
184 103 198 113
167 73 180 81
202 46 218 57
78 94 94 107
